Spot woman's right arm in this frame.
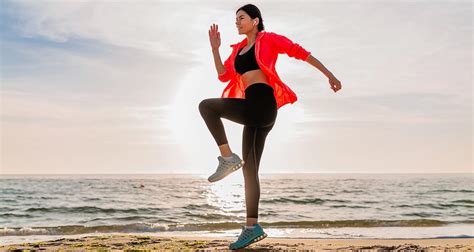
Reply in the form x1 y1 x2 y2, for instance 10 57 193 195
209 24 232 82
213 49 233 82
212 48 226 76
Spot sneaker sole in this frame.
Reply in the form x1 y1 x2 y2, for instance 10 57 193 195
208 160 245 183
230 232 267 250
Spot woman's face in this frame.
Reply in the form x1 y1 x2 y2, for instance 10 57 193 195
235 10 257 35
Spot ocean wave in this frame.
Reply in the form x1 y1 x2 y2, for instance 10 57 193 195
394 203 474 209
340 189 365 193
452 200 474 204
260 197 349 205
24 206 163 215
429 189 474 193
330 205 370 209
402 212 443 218
0 213 35 218
182 204 222 211
80 216 171 223
0 219 461 236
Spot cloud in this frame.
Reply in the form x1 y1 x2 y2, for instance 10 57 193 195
3 1 207 55
1 36 194 106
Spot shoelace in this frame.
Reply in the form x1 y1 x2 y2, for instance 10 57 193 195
215 156 240 175
219 157 236 166
237 227 254 241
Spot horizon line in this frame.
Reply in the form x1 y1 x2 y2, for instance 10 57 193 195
1 172 472 175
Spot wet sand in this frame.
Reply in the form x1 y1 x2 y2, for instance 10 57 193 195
1 234 472 251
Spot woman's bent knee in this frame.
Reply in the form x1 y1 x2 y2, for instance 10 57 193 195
198 99 211 113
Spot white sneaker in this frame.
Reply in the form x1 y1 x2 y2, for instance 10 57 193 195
208 153 245 183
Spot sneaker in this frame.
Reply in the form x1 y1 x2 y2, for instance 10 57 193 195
207 153 245 183
229 223 267 250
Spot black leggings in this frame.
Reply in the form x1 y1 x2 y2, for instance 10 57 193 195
198 83 278 218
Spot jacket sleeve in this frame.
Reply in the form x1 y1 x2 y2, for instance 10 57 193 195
217 51 234 83
270 32 311 61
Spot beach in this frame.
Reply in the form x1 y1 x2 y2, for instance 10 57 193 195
1 233 473 251
1 234 473 251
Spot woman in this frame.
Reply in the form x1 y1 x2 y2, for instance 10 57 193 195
199 4 342 249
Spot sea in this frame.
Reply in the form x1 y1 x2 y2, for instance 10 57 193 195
1 173 473 245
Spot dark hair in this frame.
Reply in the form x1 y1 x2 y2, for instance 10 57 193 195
236 4 265 32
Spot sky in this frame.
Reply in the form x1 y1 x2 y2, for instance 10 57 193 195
0 0 472 174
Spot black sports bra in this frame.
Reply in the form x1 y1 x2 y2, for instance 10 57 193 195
234 43 261 75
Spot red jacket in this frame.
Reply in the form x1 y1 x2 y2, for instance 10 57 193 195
217 31 311 109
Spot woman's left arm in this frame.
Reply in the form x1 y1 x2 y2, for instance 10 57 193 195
269 32 342 92
306 55 342 93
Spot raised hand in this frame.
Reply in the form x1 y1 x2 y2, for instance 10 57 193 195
208 23 221 50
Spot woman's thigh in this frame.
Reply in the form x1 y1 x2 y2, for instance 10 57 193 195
199 97 250 125
200 97 277 127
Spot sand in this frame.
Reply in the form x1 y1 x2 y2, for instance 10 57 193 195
0 234 472 251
